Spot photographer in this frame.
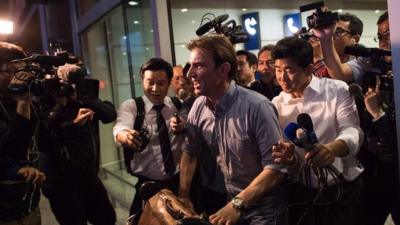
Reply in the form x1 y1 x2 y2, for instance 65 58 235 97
0 42 45 225
316 10 399 224
37 63 117 225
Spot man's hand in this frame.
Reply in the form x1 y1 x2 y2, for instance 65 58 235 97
170 114 186 135
18 166 46 185
305 143 335 167
73 108 95 126
209 203 241 225
312 23 336 41
272 140 295 165
365 76 383 120
117 129 143 151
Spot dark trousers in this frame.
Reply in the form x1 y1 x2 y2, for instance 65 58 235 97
288 177 363 225
361 158 400 225
129 174 179 225
42 175 116 225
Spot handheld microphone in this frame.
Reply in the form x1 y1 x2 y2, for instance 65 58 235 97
284 122 304 148
297 113 318 144
296 128 315 152
195 14 229 36
348 83 364 100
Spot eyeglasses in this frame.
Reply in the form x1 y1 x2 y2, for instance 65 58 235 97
374 30 390 43
334 28 352 38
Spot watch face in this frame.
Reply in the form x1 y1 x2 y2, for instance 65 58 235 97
232 197 244 209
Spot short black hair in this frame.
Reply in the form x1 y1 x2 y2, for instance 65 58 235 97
258 44 274 58
140 58 173 82
272 37 313 70
236 50 257 67
377 11 388 25
339 13 364 36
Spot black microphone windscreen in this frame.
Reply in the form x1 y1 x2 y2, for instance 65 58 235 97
196 21 213 36
344 45 391 57
348 83 364 99
297 113 314 133
31 54 67 66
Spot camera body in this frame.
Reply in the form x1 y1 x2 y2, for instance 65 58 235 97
345 45 393 91
300 1 338 29
136 128 151 152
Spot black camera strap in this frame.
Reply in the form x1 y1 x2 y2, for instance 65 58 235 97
123 96 181 175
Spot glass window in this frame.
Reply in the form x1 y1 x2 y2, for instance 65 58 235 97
125 0 156 97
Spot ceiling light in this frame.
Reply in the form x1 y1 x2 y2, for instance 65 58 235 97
337 9 343 13
128 1 138 6
181 8 188 13
242 8 247 12
375 10 380 13
133 20 139 24
0 20 13 34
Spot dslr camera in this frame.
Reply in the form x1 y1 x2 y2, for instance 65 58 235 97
300 1 338 29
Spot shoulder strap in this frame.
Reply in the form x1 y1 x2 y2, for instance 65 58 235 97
124 96 145 175
170 96 182 111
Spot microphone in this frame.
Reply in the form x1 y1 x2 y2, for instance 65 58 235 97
284 122 304 148
11 54 67 66
344 45 391 57
195 14 229 36
348 83 364 100
296 128 315 152
297 113 318 144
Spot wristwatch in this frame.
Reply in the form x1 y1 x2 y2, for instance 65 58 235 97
231 196 244 210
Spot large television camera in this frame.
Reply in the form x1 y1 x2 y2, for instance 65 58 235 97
345 45 393 91
6 47 84 98
195 13 250 44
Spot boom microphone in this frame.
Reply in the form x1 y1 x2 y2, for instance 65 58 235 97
11 54 67 66
344 45 391 57
195 14 229 36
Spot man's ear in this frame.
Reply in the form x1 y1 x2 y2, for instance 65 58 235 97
352 34 361 44
219 62 231 80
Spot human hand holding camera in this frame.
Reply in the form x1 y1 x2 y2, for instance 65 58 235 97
117 129 145 151
73 108 95 126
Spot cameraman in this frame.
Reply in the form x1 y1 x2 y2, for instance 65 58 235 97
315 11 399 225
0 42 45 225
37 63 117 225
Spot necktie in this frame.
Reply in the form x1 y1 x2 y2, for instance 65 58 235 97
153 104 175 176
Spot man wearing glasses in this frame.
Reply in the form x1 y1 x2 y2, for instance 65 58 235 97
312 12 365 83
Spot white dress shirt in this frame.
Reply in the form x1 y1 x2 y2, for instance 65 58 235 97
113 95 184 180
272 76 364 187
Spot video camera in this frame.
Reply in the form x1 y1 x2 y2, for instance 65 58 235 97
300 1 338 29
6 47 82 98
195 13 250 44
345 45 393 91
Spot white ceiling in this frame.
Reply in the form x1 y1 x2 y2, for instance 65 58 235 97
170 0 388 10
